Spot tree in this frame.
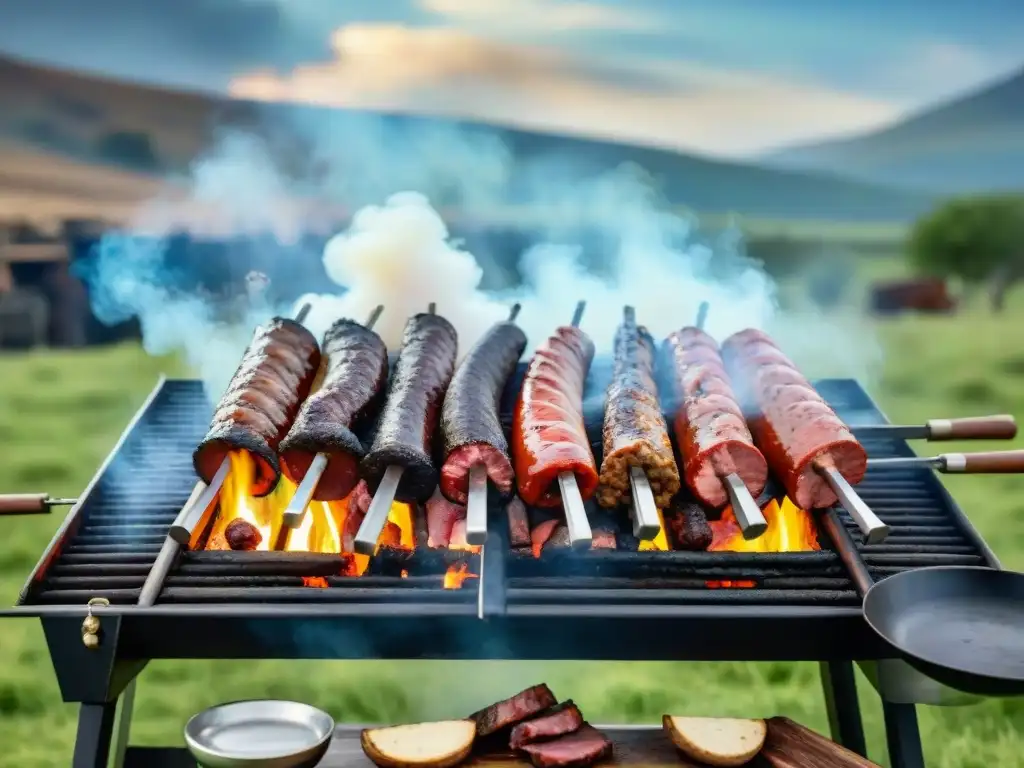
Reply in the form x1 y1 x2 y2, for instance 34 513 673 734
908 195 1024 311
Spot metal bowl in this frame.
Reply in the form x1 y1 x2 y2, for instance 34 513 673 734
184 700 335 768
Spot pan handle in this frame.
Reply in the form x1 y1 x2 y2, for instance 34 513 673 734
820 509 875 597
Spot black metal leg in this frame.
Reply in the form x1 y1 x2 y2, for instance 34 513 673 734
883 702 926 768
72 702 118 768
111 679 139 768
818 661 868 756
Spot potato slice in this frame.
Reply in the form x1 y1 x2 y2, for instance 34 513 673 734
663 715 766 767
361 720 476 768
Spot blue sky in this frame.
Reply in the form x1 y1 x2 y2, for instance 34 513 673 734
0 0 1021 157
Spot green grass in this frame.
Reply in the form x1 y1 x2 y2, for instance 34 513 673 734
3 295 1024 767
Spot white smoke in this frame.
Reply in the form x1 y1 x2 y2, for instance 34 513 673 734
81 115 881 399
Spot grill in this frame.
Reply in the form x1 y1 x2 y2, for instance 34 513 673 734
3 375 999 768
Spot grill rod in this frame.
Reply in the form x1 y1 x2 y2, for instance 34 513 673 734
168 303 312 547
279 305 385 536
465 302 522 546
868 449 1024 473
851 414 1016 441
353 303 435 556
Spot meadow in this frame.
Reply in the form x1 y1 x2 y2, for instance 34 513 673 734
1 260 1024 767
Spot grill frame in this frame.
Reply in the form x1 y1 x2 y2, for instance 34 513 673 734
4 375 1001 667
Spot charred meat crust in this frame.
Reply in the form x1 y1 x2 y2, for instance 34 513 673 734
440 322 527 483
663 495 713 551
470 684 558 738
362 313 458 503
519 724 613 768
279 319 389 499
510 701 584 749
193 317 320 497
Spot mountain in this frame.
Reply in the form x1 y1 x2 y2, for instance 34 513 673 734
764 68 1024 193
0 54 935 226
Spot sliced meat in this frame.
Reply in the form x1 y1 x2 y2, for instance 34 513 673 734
426 487 464 548
513 326 599 508
470 684 558 738
194 318 320 496
279 318 389 500
722 329 868 509
510 702 584 749
361 313 458 504
531 519 561 557
520 725 613 768
597 308 680 509
440 321 527 503
449 518 469 549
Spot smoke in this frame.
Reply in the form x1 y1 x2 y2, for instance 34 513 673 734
79 109 882 399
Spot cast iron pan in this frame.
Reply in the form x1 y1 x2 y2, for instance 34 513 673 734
822 511 1024 697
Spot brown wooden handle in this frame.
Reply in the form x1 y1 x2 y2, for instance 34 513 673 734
944 450 1024 473
928 415 1017 440
0 493 50 514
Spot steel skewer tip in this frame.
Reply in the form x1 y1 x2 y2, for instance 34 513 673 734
427 302 436 315
508 303 522 323
295 302 312 325
814 463 889 544
723 473 768 539
557 471 593 549
365 304 384 330
571 300 586 328
629 466 663 541
353 465 405 555
281 453 329 530
695 301 710 331
466 465 489 546
623 305 636 324
168 457 231 546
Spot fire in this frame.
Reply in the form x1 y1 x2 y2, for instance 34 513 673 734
444 562 478 589
638 509 669 551
707 497 820 588
205 451 415 580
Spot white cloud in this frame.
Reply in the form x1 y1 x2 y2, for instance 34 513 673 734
229 23 900 158
873 40 1020 104
419 0 660 32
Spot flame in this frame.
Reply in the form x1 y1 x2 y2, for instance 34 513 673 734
443 562 478 589
638 508 669 551
205 450 416 582
707 497 820 588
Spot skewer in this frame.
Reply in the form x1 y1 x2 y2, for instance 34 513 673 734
280 305 385 533
557 300 593 550
353 303 435 556
851 415 1017 441
465 303 524 545
169 302 313 548
691 301 768 540
813 462 890 545
0 494 77 515
867 449 1024 473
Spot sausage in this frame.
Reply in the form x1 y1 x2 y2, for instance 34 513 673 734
225 519 263 551
426 487 464 548
440 321 527 503
513 326 598 508
193 318 320 497
597 310 680 509
360 313 458 504
506 496 532 548
662 496 713 551
662 327 768 508
722 329 867 509
279 319 389 500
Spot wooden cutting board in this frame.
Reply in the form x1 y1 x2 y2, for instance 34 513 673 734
319 719 881 768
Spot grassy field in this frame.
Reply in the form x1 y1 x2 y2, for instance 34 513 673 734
2 275 1024 767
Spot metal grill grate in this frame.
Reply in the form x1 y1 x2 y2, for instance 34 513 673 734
19 376 996 609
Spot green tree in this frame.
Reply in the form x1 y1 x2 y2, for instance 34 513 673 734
908 195 1024 311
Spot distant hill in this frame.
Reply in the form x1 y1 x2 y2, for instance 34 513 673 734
0 53 936 225
764 68 1024 193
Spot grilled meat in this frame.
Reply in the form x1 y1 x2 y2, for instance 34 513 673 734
520 724 613 768
470 684 558 738
510 702 584 749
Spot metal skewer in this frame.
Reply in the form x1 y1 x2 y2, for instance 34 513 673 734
280 305 385 533
867 449 1024 473
814 462 890 545
558 300 593 549
169 302 313 547
353 303 437 556
695 300 710 331
0 494 78 515
466 303 523 546
851 415 1017 441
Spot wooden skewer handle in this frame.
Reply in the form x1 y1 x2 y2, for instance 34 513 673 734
928 415 1017 440
944 450 1024 473
0 493 54 515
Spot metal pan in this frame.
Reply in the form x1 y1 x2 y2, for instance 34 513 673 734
185 700 335 768
823 511 1024 697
